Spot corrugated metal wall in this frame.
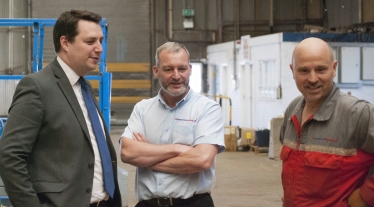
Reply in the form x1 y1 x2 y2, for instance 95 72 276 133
273 0 304 31
31 0 150 63
0 3 371 72
2 0 373 119
362 0 374 23
325 0 359 30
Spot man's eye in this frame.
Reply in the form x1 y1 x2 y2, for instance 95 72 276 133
299 70 308 74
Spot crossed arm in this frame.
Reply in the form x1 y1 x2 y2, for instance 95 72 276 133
120 132 219 174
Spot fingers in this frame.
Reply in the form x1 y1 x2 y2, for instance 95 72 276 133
133 132 147 143
176 144 194 153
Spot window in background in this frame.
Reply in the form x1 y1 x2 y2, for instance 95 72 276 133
259 60 278 100
189 62 202 93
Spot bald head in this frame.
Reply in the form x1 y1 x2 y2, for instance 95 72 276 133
292 37 335 66
290 37 337 108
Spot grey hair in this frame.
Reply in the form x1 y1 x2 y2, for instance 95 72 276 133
155 42 190 67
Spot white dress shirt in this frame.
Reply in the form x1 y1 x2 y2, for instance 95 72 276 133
57 56 108 203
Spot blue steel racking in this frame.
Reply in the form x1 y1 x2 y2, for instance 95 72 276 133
0 18 112 132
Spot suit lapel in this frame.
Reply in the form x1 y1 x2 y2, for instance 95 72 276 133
50 58 91 140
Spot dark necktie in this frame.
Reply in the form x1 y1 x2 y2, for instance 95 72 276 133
79 77 115 198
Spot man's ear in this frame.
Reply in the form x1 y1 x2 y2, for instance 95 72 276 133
60 36 69 52
290 64 295 79
153 66 159 78
332 60 338 78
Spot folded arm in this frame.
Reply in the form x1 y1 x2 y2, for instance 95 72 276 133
120 135 193 167
149 144 219 174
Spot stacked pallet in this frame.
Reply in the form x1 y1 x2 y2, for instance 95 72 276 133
89 62 152 122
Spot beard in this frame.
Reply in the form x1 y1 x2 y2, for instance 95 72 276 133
159 79 189 97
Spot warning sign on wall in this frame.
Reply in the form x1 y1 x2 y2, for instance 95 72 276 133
241 35 250 60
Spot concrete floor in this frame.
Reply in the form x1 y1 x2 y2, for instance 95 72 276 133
111 126 283 207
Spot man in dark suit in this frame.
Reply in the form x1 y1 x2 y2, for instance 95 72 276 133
0 10 121 207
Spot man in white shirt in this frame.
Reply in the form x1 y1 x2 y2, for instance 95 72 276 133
121 42 225 207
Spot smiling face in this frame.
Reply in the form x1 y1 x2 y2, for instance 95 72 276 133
59 20 103 76
290 38 337 107
153 49 191 99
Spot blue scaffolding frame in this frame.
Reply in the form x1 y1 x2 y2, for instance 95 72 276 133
0 18 112 132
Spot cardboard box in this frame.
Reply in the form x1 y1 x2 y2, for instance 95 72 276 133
224 126 237 152
240 127 256 146
269 117 284 160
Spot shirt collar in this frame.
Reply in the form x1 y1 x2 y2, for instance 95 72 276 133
57 56 80 86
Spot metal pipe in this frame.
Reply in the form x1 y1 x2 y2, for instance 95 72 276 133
168 0 173 40
205 0 208 42
150 0 156 97
269 0 273 33
233 0 239 92
216 0 222 43
8 0 14 72
27 0 32 74
358 0 362 24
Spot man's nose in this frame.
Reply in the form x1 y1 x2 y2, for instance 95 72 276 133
95 41 103 53
171 69 180 78
308 71 318 83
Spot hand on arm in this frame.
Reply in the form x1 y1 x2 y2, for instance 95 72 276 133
149 144 219 174
348 188 367 207
120 133 193 167
132 132 148 143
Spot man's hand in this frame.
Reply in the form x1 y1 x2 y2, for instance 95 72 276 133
133 132 147 143
348 188 367 207
132 132 193 154
149 144 218 174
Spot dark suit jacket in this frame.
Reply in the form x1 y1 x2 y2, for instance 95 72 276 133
0 58 121 207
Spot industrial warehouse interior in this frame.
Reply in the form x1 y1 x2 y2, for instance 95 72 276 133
1 0 374 206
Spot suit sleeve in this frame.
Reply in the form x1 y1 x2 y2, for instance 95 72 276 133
0 76 44 206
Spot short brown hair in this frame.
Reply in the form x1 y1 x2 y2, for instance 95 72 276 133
53 10 102 53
